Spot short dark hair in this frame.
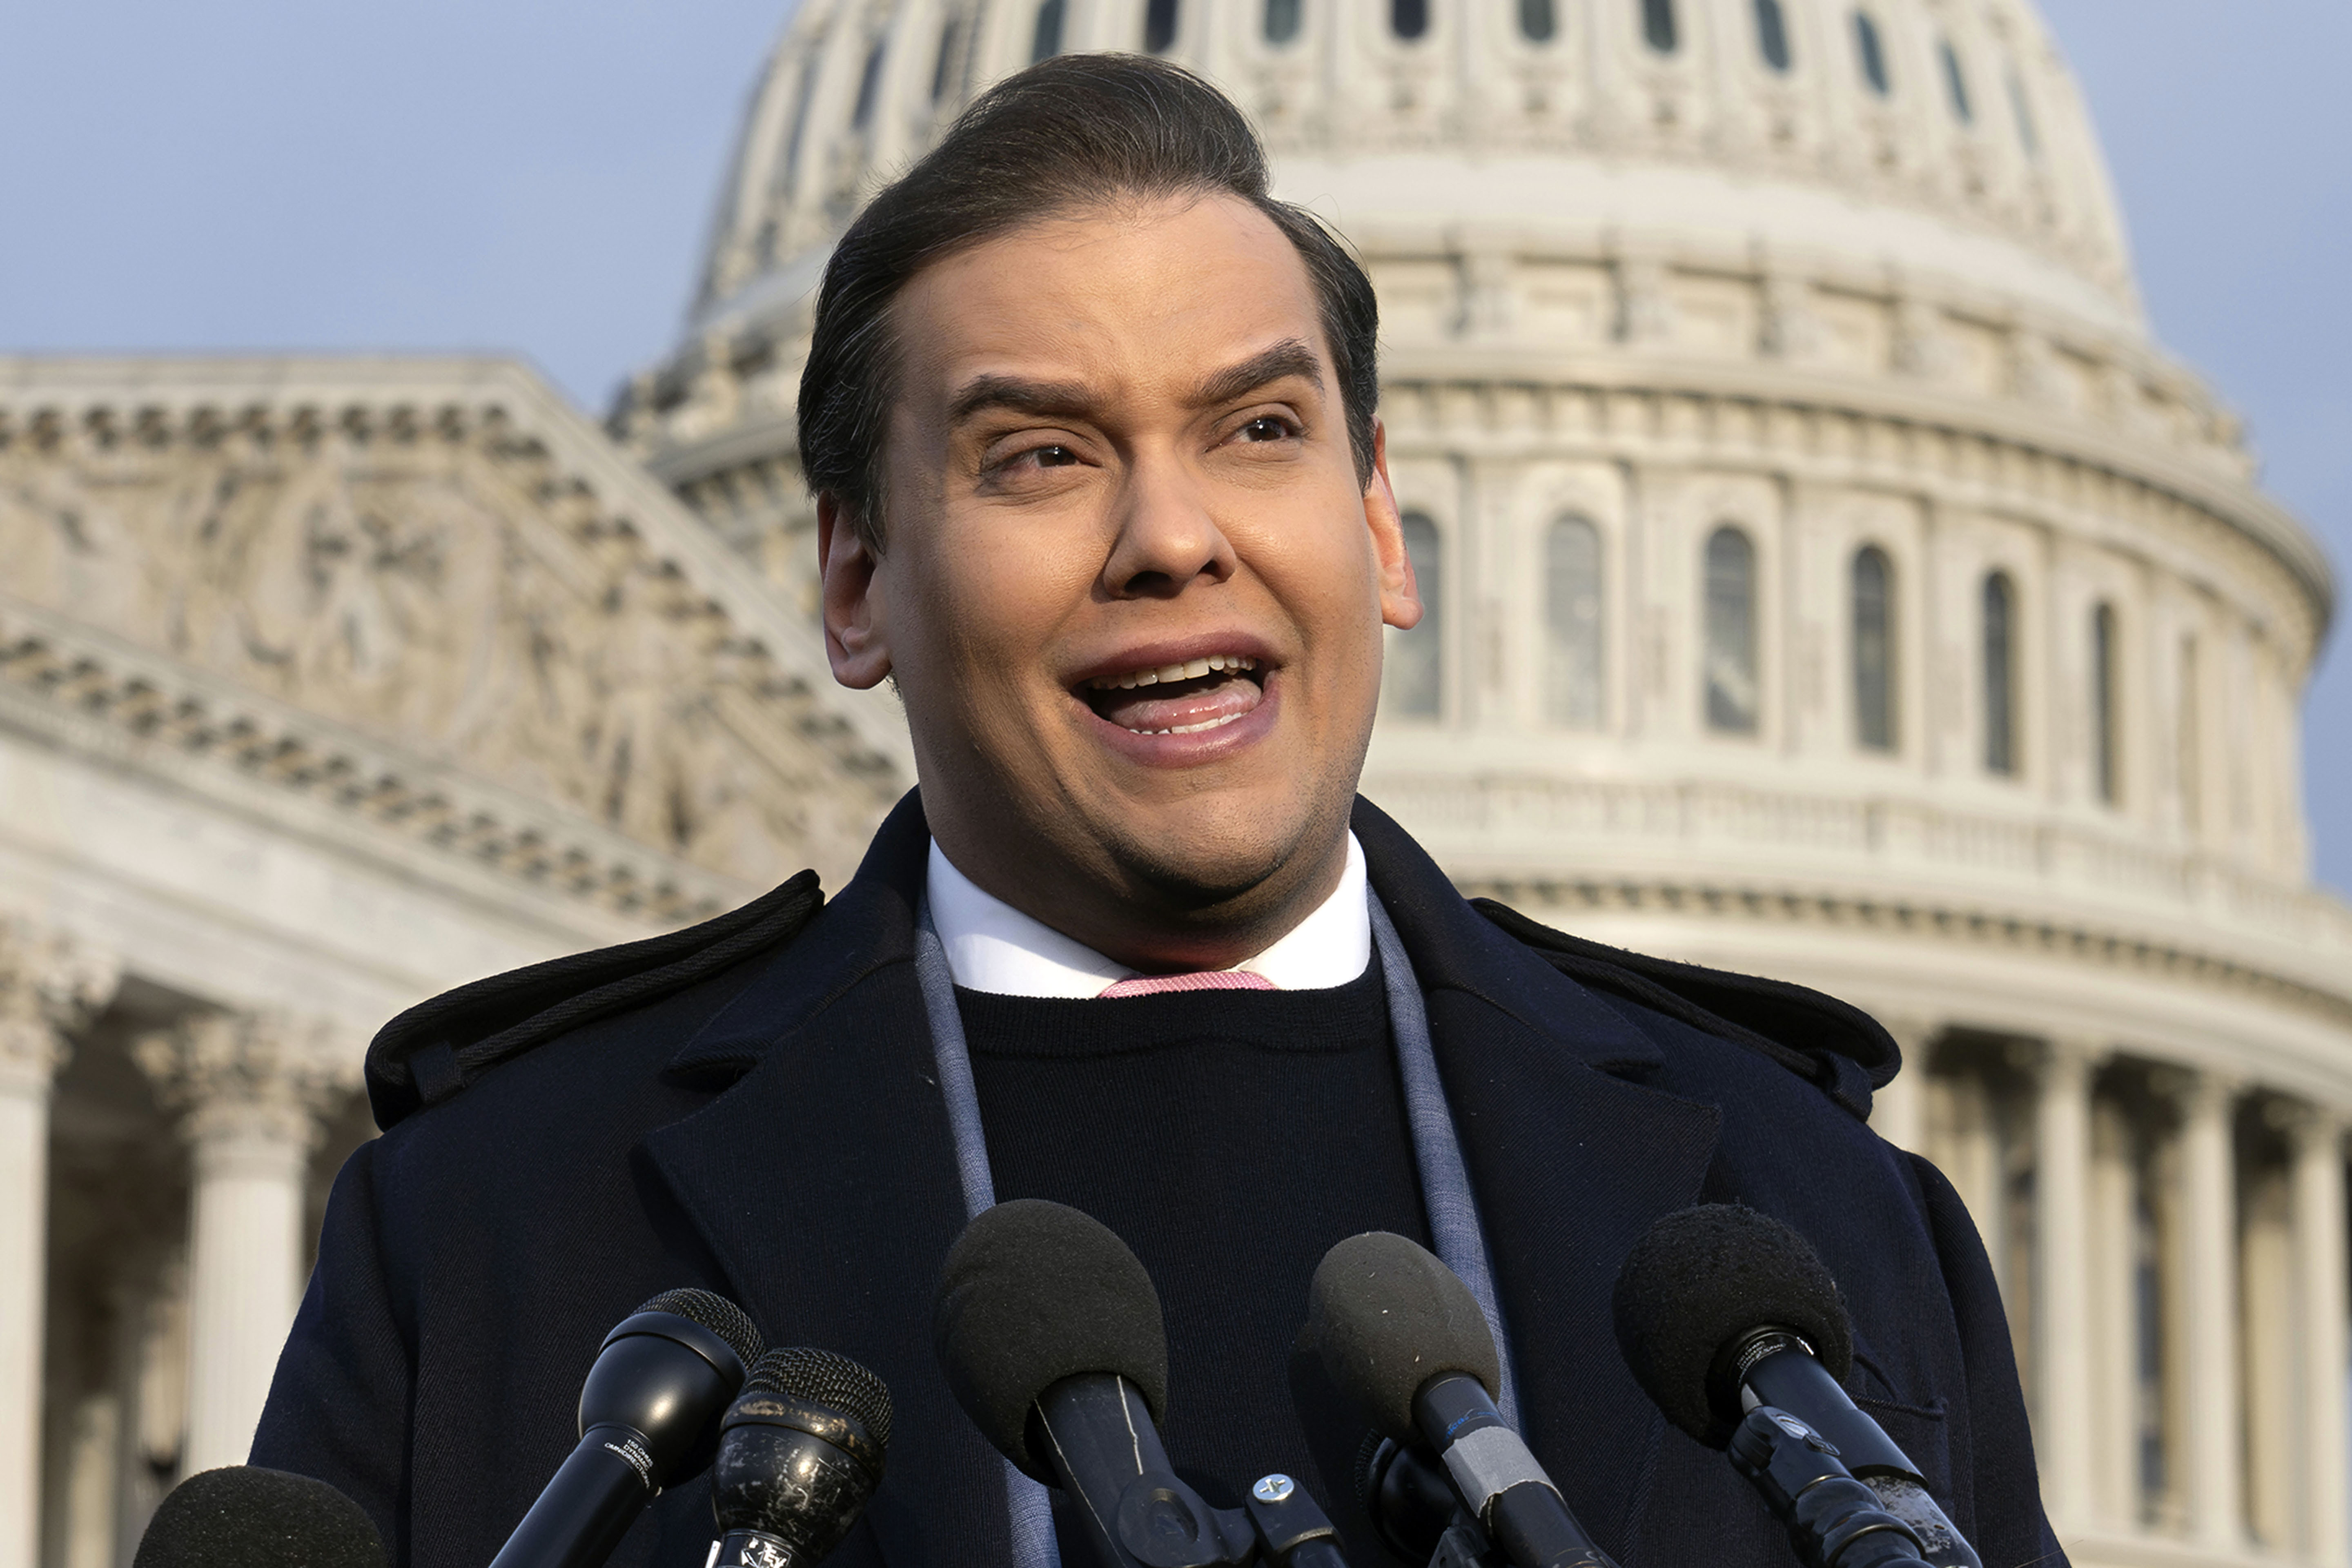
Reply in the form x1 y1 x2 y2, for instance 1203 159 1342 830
797 53 1380 552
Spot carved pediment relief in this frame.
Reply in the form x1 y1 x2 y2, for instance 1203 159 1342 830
0 360 901 915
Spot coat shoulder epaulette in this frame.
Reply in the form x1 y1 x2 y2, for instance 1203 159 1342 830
1473 898 1897 1120
364 871 826 1130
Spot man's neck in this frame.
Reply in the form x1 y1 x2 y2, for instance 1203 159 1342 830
927 835 1370 998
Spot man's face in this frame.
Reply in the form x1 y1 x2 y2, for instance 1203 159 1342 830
820 193 1417 962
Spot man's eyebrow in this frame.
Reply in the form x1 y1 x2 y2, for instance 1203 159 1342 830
946 374 1094 425
1190 340 1324 408
943 341 1324 426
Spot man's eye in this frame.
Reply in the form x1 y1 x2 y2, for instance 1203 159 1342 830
1238 416 1294 443
1033 444 1079 467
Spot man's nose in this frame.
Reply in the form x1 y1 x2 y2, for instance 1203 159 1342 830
1100 453 1237 598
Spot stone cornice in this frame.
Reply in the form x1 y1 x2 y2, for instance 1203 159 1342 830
1457 869 2352 1035
0 593 750 924
1375 768 2352 1027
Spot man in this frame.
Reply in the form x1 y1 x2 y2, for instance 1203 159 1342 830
256 55 2059 1568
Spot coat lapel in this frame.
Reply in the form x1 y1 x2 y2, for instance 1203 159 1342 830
1356 800 1724 1561
641 795 1005 1568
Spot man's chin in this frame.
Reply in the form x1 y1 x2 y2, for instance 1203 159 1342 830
1092 802 1348 923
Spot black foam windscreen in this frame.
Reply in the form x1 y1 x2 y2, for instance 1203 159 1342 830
1306 1231 1501 1440
750 1346 896 1452
133 1466 384 1568
637 1286 764 1372
932 1198 1168 1479
1610 1203 1855 1448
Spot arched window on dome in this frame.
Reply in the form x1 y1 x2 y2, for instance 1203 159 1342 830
2091 601 2121 805
1982 572 2018 776
1145 0 1180 53
1385 514 1444 718
1939 40 1973 124
850 38 888 130
931 17 964 103
1391 0 1429 42
1519 0 1558 45
2007 69 2041 156
1264 0 1303 46
1703 526 1759 735
1851 546 1896 752
1031 0 1065 63
1853 10 1890 97
1754 0 1791 73
1545 516 1605 730
1643 0 1679 55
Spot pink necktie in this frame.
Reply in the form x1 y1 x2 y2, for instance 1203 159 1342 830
1098 969 1276 998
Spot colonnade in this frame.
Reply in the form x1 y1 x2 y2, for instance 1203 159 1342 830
0 919 347 1568
1874 1025 2352 1564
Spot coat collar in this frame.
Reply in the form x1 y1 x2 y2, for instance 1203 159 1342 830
1348 797 1663 1077
650 790 1723 1564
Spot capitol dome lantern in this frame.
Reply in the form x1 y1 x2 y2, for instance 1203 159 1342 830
619 10 2350 1561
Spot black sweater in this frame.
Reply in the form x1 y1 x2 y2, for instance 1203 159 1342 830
958 962 1429 1543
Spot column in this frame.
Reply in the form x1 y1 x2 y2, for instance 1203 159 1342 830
2032 1038 2097 1534
2290 1108 2349 1566
136 1011 342 1476
2085 1095 2140 1525
0 922 116 1568
60 1393 120 1568
2177 1071 2244 1550
1870 1013 1935 1154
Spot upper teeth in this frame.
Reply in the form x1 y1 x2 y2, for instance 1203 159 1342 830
1088 654 1258 690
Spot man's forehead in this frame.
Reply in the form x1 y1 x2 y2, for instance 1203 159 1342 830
890 193 1331 409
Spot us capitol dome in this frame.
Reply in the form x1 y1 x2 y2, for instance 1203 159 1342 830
614 3 2352 1564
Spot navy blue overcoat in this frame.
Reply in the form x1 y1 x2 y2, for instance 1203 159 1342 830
254 792 2062 1568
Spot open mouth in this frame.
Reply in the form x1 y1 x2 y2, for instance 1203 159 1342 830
1080 653 1267 736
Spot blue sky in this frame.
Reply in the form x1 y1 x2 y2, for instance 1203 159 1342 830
5 2 2345 891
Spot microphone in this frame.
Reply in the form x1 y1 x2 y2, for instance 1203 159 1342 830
132 1466 385 1568
709 1346 894 1566
934 1198 1345 1568
490 1287 764 1568
1611 1205 1982 1568
1306 1233 1618 1568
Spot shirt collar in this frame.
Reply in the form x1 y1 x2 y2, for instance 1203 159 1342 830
924 833 1371 998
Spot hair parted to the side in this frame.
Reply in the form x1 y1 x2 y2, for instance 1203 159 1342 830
797 52 1381 552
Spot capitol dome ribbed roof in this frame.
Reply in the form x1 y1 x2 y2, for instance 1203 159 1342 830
690 0 2138 341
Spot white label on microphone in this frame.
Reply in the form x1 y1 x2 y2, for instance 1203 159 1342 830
601 1435 656 1491
1441 1425 1559 1517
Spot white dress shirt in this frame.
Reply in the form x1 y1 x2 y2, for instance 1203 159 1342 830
924 833 1371 998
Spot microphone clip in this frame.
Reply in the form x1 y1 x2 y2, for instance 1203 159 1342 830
1727 1407 1933 1568
1093 1468 1342 1568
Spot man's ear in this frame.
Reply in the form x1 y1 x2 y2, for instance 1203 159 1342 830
817 492 894 689
1364 421 1423 632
